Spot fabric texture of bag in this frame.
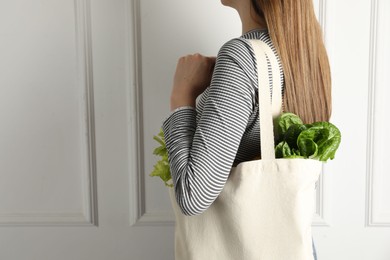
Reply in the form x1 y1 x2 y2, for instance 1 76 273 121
168 39 322 260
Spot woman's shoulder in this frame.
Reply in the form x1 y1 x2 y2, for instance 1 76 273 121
217 30 270 60
214 36 260 104
216 37 259 80
218 37 254 63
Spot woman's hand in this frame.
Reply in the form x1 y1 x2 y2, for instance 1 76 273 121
170 53 216 111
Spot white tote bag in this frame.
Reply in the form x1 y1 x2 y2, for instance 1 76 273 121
168 39 322 260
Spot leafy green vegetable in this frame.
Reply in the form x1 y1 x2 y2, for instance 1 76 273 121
297 138 318 158
276 112 304 140
149 128 173 187
274 112 341 162
284 123 307 150
275 141 288 158
305 122 341 161
275 141 305 159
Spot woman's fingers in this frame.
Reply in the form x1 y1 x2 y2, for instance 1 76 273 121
172 53 217 98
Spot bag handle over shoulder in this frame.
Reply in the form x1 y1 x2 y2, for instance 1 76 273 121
248 39 283 160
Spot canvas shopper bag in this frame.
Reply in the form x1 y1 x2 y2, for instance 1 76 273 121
168 39 322 260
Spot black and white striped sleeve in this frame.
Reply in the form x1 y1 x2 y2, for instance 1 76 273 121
161 39 254 216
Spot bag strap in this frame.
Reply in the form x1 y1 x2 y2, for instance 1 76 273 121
248 39 283 160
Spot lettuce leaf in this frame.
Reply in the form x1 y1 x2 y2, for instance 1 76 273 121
149 128 173 187
304 122 341 161
284 123 307 150
275 141 305 159
275 141 291 158
276 112 304 141
274 113 341 162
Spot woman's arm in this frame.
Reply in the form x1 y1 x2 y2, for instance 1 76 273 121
162 39 254 216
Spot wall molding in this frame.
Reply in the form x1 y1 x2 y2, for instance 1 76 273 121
313 165 330 226
75 0 99 227
0 212 91 226
127 0 165 227
128 0 147 226
319 0 327 41
135 211 175 227
0 0 98 226
312 0 330 227
366 0 378 227
366 0 390 227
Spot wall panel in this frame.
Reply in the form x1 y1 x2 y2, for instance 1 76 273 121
0 0 97 226
367 0 390 226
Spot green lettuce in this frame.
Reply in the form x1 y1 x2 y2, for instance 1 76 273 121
149 128 173 187
276 112 303 140
275 113 341 162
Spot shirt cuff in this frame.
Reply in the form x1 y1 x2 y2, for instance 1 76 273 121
161 107 197 182
162 106 197 122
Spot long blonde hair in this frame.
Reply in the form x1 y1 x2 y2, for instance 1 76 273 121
251 0 332 123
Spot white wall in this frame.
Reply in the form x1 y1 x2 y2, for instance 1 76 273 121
0 0 389 259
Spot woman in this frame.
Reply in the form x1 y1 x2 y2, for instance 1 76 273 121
162 0 331 259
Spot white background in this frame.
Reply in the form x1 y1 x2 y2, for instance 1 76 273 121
0 0 389 259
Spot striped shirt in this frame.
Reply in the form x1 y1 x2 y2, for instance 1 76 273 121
161 28 285 216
